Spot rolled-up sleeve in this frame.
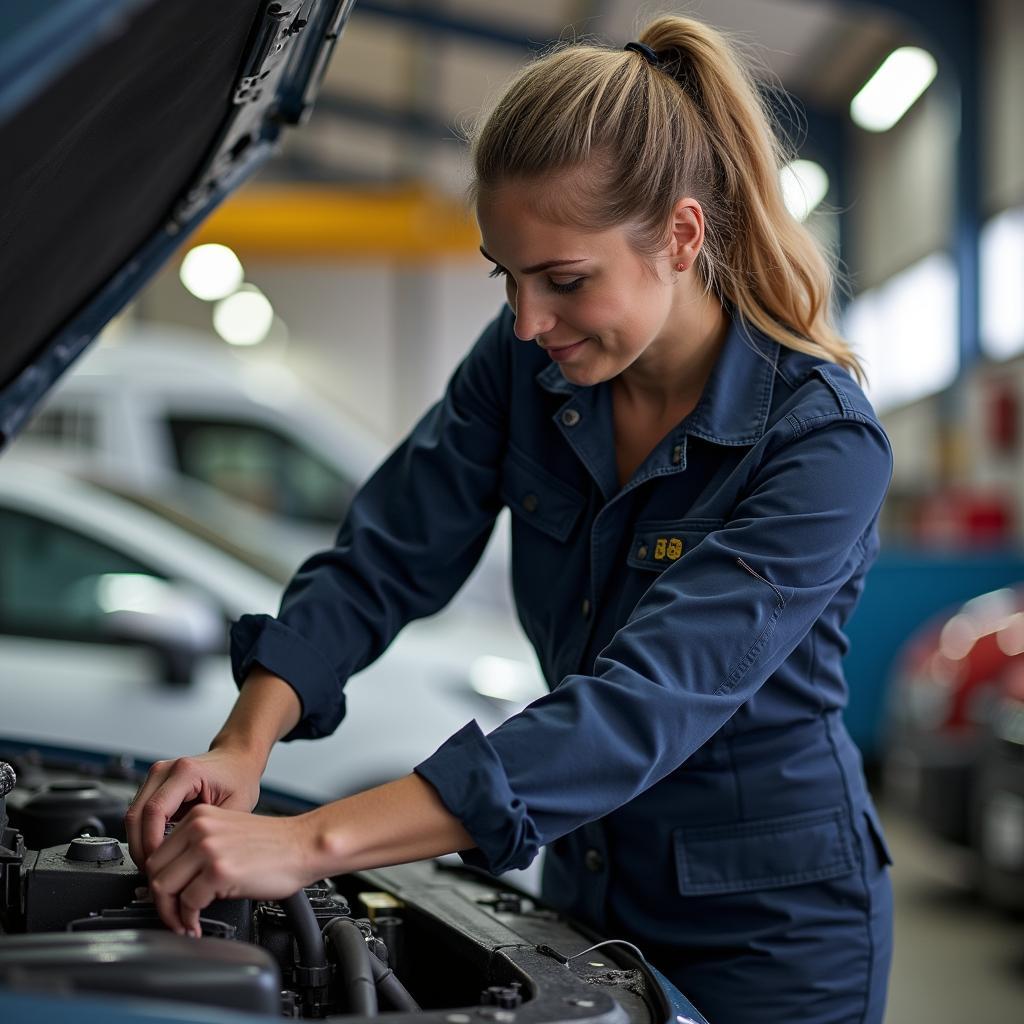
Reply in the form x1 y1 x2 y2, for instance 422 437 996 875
230 311 512 741
416 413 893 874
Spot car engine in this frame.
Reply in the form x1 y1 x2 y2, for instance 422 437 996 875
0 743 689 1023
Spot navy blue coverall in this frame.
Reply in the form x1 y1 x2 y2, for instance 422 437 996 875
231 307 895 1023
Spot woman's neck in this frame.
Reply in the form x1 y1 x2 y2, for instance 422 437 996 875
615 288 730 421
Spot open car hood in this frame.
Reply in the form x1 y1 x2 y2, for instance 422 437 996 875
0 0 354 449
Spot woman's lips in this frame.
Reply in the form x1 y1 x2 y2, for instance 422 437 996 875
544 338 589 362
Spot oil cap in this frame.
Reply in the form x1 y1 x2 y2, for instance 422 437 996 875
66 836 124 864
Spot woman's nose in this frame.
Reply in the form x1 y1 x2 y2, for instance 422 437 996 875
512 295 557 342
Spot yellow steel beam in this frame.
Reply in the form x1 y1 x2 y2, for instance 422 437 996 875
188 185 483 262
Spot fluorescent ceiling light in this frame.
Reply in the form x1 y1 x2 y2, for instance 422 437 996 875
179 243 244 301
213 285 274 346
780 159 829 221
850 46 937 132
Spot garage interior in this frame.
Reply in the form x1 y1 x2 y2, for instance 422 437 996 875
3 2 1024 1021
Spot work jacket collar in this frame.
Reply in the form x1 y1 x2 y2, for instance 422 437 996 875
535 313 781 447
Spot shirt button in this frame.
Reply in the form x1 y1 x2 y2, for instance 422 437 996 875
581 598 591 619
637 544 649 559
561 409 581 427
584 848 604 873
522 493 539 513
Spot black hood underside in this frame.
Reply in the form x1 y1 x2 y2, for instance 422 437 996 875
0 0 262 392
0 0 353 447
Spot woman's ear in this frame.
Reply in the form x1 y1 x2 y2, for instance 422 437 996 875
669 198 704 272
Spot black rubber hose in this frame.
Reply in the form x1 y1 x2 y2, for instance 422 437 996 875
281 890 329 970
324 916 378 1016
367 944 420 1011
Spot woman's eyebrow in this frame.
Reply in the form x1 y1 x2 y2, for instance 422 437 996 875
479 247 587 275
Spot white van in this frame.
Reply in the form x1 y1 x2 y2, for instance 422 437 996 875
17 322 513 613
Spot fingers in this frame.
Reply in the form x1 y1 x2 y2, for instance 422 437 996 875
145 820 193 934
125 760 171 868
147 806 232 937
125 758 204 868
152 865 202 936
144 805 308 939
177 868 225 938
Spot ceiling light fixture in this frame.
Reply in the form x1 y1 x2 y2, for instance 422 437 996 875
850 46 938 132
179 243 244 301
213 285 274 346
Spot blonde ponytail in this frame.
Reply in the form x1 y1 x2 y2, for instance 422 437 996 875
470 14 864 383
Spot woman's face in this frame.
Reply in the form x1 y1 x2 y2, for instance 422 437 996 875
476 179 688 387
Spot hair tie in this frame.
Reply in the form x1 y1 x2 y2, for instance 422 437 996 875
624 41 660 67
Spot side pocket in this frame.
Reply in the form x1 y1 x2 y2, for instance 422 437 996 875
674 807 856 896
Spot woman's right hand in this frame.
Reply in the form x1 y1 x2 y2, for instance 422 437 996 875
125 746 263 871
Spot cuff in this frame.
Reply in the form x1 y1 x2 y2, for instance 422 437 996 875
414 721 541 875
229 614 346 742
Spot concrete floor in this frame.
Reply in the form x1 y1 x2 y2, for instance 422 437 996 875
880 803 1024 1022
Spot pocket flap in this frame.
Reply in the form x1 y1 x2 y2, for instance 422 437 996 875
862 805 894 868
674 807 855 896
627 518 723 571
500 446 585 542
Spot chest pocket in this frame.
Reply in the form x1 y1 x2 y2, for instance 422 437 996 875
500 445 586 542
627 518 724 572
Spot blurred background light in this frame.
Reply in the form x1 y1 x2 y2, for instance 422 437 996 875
981 207 1024 361
850 46 938 132
213 285 275 346
469 655 544 704
844 252 958 412
96 573 168 615
780 159 829 222
179 243 245 301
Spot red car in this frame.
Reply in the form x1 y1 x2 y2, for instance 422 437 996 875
884 587 1024 848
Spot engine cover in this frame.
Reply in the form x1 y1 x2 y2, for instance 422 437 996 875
0 931 281 1014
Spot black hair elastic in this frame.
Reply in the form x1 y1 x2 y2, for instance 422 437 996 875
624 41 660 67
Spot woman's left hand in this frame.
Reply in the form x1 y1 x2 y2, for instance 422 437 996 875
144 773 475 937
144 804 319 936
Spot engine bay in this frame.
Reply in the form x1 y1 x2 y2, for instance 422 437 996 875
0 742 696 1023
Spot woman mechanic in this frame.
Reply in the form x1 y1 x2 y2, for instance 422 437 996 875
126 15 894 1023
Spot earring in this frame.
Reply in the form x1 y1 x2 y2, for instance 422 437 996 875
675 262 686 272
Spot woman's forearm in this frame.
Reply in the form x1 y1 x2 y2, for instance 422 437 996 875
208 674 477 875
302 773 475 878
209 667 303 770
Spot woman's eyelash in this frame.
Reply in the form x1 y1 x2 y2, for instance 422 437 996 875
487 266 583 295
552 278 583 295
